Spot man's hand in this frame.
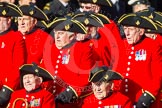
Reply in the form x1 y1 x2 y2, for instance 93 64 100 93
136 92 155 108
55 86 77 104
0 86 13 106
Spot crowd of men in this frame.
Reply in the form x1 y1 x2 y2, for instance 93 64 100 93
0 0 162 108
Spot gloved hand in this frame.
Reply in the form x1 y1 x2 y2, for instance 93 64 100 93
136 92 155 108
0 86 13 106
55 86 77 104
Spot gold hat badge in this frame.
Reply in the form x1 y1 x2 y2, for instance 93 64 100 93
136 20 140 25
93 0 97 3
2 10 6 15
29 10 34 15
65 24 70 30
104 74 109 80
84 18 89 25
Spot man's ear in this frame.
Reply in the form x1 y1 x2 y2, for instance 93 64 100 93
94 5 100 13
34 18 38 25
110 81 114 90
38 77 43 84
69 33 75 41
139 28 145 36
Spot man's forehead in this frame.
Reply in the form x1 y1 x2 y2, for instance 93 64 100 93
23 74 34 77
80 3 93 6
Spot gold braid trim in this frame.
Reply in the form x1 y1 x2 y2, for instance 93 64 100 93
12 98 28 108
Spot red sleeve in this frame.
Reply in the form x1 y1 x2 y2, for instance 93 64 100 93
5 32 25 90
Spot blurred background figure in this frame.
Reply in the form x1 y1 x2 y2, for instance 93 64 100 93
128 0 150 13
18 0 36 5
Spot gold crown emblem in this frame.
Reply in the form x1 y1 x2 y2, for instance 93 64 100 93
84 18 89 25
29 10 34 15
65 24 70 30
93 0 97 3
2 10 6 16
136 20 140 25
104 74 109 80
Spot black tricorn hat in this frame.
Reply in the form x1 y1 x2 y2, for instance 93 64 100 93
48 17 87 34
128 0 150 6
89 66 123 82
79 0 113 7
19 63 54 82
145 22 162 34
19 3 49 21
118 13 157 30
72 12 104 27
0 2 23 17
136 9 162 26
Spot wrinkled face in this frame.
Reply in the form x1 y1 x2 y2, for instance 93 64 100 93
18 15 37 35
123 26 144 44
54 30 75 49
92 81 112 100
19 0 36 5
133 4 149 13
0 17 11 33
80 3 95 12
23 74 42 92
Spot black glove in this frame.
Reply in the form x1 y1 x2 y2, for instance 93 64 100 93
55 86 77 104
136 92 155 108
0 86 13 106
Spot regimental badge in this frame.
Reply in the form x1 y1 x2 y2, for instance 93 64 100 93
29 10 34 15
1 42 5 48
65 24 70 30
2 10 6 16
104 75 108 80
135 49 146 61
93 0 97 3
30 98 41 107
84 18 89 25
136 20 140 25
62 49 70 64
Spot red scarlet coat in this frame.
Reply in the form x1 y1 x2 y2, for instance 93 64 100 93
0 30 25 90
115 37 162 107
98 20 123 69
23 28 49 65
7 88 55 108
41 37 95 107
82 91 132 108
147 34 162 108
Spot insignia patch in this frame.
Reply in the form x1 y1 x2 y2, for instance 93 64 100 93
93 0 97 3
29 10 34 15
84 18 89 25
30 98 40 107
62 50 70 64
65 24 70 30
135 49 146 61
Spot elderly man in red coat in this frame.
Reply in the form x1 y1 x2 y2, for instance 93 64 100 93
78 0 124 69
18 3 50 65
40 17 95 108
0 2 25 107
116 13 162 108
82 66 132 108
7 63 55 108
